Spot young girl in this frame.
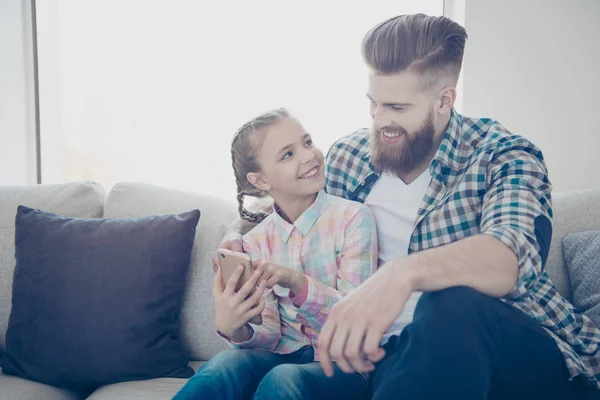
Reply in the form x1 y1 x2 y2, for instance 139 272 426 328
173 108 377 400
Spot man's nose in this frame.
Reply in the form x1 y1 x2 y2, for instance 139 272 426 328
372 108 392 132
374 117 393 133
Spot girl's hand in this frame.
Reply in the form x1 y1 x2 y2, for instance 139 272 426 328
252 259 306 295
213 264 267 340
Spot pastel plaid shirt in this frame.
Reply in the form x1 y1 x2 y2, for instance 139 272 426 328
228 190 378 361
325 108 600 388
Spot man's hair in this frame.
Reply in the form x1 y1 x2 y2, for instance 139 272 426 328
362 14 467 89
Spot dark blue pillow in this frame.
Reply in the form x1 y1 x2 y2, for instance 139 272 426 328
1 206 200 389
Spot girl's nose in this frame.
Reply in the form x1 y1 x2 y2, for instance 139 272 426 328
301 149 316 163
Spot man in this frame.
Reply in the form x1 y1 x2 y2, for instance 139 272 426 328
216 14 600 399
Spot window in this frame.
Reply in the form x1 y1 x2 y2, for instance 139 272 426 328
36 0 443 200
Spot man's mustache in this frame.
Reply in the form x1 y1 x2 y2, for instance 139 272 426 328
373 126 408 137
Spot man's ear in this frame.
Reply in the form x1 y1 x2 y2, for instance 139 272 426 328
247 172 271 192
438 86 456 115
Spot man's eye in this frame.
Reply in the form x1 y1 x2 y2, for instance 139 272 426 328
391 105 406 112
282 151 292 160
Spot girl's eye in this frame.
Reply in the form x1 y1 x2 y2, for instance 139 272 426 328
305 139 313 147
282 151 293 160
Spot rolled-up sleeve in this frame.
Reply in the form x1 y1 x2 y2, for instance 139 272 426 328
480 148 553 300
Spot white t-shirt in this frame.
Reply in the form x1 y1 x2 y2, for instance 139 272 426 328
364 170 432 345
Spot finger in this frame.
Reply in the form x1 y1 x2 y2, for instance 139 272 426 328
246 296 266 319
221 237 243 253
250 258 262 271
243 279 266 311
230 240 243 253
257 269 273 285
253 260 269 278
344 324 374 373
363 327 386 364
236 269 263 301
224 265 244 296
212 254 220 273
212 267 225 297
265 274 280 289
329 324 354 374
317 320 337 377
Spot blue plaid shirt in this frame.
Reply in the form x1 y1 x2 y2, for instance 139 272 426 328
324 109 600 388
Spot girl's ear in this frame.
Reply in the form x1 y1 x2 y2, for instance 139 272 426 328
247 172 271 192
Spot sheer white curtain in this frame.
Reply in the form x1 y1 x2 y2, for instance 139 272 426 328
37 0 442 201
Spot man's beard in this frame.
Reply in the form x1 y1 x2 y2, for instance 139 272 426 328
369 109 436 178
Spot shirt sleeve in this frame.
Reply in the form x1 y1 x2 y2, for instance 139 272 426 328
479 146 553 300
324 140 348 199
294 205 378 330
324 132 369 200
219 237 282 351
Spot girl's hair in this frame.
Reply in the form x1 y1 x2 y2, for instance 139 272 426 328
231 107 290 223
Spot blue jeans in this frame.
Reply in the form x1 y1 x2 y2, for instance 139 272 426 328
172 345 368 400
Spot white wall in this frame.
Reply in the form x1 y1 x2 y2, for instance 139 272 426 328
35 0 442 199
459 0 600 193
3 1 598 192
0 0 37 185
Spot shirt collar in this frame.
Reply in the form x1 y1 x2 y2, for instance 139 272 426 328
429 108 469 178
272 190 329 243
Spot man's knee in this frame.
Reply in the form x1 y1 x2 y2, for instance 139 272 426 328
418 286 490 314
413 286 500 334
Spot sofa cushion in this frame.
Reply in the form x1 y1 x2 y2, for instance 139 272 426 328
104 182 238 361
564 230 600 325
0 182 105 355
1 206 199 388
546 189 600 302
85 362 204 400
0 370 90 400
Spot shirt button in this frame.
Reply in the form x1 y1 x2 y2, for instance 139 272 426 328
360 180 366 186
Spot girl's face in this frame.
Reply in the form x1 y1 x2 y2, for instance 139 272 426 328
248 117 325 201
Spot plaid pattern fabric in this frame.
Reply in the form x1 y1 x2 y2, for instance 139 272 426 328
227 190 378 361
325 109 600 388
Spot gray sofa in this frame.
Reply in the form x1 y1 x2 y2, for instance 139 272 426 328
0 181 599 400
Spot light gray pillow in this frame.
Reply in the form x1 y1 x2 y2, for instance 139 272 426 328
564 230 600 325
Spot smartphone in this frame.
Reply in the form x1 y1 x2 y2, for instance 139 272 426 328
217 248 263 325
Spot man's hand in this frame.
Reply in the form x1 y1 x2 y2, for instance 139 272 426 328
252 260 306 295
317 260 417 377
213 264 266 341
212 233 243 273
